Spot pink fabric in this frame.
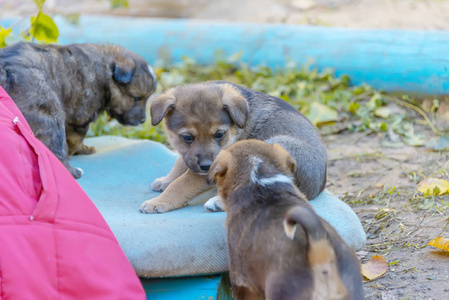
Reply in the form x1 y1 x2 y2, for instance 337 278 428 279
0 87 145 300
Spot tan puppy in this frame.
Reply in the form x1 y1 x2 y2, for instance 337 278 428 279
0 42 157 178
209 140 364 300
140 81 327 213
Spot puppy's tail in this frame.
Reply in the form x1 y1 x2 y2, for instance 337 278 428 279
283 205 326 242
283 206 348 299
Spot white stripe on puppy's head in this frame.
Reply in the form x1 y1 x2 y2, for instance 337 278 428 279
257 174 293 186
249 155 293 187
249 156 263 183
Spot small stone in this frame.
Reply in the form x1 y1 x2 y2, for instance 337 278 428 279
426 275 436 280
411 274 418 279
388 273 397 279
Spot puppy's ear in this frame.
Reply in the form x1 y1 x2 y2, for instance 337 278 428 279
221 85 249 128
113 55 136 85
273 143 297 174
150 92 176 126
208 151 230 184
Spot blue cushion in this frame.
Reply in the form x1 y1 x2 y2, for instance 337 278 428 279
71 136 366 278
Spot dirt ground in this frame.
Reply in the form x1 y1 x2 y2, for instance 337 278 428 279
2 1 449 299
324 120 449 299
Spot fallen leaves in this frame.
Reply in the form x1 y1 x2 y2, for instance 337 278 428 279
306 102 339 126
428 236 449 252
0 27 12 48
374 107 392 119
426 136 449 151
361 255 388 280
418 178 449 196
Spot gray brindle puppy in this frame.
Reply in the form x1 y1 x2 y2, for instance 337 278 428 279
0 42 157 178
140 81 327 213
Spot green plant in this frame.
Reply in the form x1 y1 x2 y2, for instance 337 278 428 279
0 0 59 46
0 0 128 47
88 53 447 145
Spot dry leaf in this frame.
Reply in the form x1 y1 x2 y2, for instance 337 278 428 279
428 236 449 252
361 255 388 280
418 178 449 196
306 102 339 127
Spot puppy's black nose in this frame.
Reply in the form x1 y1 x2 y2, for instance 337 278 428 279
199 164 211 172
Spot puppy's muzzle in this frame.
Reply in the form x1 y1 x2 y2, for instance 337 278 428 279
199 163 212 172
110 107 146 126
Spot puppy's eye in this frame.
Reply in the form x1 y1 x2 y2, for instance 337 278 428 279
182 134 194 144
133 97 141 102
214 131 225 140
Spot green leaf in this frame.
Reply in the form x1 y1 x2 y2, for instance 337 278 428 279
433 186 441 196
426 136 449 151
387 186 396 194
374 107 392 119
111 0 129 9
0 27 12 48
430 99 439 113
227 51 243 63
33 0 45 9
61 13 80 26
30 12 59 43
307 102 339 126
351 86 365 95
403 131 425 147
349 102 360 114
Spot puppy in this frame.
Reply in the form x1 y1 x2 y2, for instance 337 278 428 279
140 81 326 213
0 42 157 178
209 140 364 300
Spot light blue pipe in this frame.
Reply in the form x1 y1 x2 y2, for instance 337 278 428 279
1 15 448 94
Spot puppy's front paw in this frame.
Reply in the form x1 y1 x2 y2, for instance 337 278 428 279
140 197 178 214
150 177 172 192
69 167 83 179
75 145 96 155
204 195 225 212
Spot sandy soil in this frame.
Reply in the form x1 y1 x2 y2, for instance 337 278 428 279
2 0 449 30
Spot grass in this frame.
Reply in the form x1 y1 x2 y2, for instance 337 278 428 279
87 52 448 146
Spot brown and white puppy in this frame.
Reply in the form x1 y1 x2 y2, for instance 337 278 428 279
0 42 157 178
140 81 326 213
209 140 364 300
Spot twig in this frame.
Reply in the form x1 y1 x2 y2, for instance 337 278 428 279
365 241 399 248
437 218 449 237
387 96 440 135
31 11 41 43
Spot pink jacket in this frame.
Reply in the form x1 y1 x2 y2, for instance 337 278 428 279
0 87 145 299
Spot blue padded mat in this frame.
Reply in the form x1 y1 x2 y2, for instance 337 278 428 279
71 136 365 278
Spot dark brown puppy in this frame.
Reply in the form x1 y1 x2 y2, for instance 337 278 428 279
209 140 364 300
140 81 326 213
0 42 157 178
